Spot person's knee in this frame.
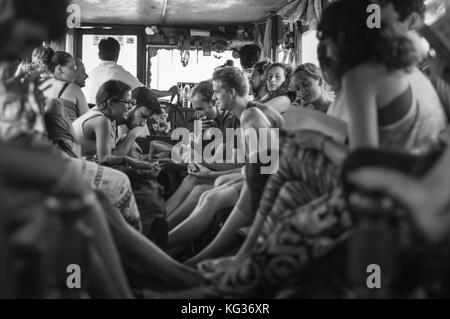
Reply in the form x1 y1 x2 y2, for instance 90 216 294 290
197 192 222 212
214 175 230 188
278 181 298 199
179 175 198 190
192 184 211 196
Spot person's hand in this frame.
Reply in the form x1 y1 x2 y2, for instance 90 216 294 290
292 130 328 150
139 154 156 162
156 157 174 167
129 125 147 138
100 156 125 167
198 116 216 131
347 167 450 243
128 157 159 170
196 256 238 274
188 163 213 178
128 158 161 177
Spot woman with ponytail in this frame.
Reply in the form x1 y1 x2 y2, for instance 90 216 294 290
40 48 89 122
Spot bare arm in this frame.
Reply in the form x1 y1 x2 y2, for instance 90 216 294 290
113 133 137 157
93 116 116 163
0 143 87 197
71 83 89 116
342 67 379 149
264 95 291 114
241 107 271 131
151 86 179 99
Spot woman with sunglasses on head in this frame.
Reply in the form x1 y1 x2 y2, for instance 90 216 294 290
73 80 155 170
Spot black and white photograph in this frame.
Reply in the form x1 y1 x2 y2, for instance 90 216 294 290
1 0 450 304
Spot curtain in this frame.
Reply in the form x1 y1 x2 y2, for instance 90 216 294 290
277 0 323 31
262 19 273 61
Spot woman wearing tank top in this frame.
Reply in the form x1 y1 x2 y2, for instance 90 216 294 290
38 48 89 122
72 80 160 174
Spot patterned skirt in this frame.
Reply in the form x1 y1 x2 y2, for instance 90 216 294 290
199 136 352 298
66 158 142 232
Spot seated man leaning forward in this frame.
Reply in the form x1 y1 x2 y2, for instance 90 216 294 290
164 80 242 215
168 66 284 258
149 80 240 160
72 79 160 172
118 86 163 158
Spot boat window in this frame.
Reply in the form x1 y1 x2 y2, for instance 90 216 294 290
149 48 240 90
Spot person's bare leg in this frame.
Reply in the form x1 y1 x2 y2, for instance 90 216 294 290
168 184 213 230
167 182 243 254
83 193 134 298
166 175 212 215
185 183 251 266
97 191 205 290
214 173 243 187
168 174 244 230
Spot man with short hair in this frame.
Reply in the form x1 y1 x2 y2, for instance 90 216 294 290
182 67 284 265
86 37 143 104
150 80 240 159
158 80 242 216
239 44 261 76
379 0 426 36
86 37 178 105
238 44 262 96
190 80 240 132
212 66 283 130
378 0 450 119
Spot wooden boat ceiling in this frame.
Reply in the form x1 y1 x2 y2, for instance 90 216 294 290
71 0 293 26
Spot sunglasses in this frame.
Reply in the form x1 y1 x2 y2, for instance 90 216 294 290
112 98 137 110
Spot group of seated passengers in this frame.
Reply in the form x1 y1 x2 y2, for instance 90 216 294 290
2 0 450 299
144 0 450 298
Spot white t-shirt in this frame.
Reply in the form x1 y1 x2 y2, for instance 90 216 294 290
85 61 144 104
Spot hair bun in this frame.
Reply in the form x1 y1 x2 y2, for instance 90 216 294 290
42 47 55 67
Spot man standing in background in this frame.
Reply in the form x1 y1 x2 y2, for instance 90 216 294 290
86 37 178 105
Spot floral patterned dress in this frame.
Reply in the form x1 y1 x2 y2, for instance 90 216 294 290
0 69 142 231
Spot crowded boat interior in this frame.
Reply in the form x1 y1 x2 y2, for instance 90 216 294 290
1 0 450 299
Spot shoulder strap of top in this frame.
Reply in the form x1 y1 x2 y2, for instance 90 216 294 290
58 82 71 99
